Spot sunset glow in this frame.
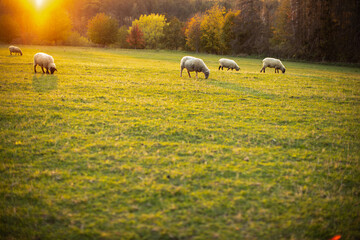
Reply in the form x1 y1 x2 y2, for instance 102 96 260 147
35 0 43 8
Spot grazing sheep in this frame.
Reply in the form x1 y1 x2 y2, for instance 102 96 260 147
218 58 240 71
260 57 286 73
34 53 57 74
180 56 210 79
9 46 22 56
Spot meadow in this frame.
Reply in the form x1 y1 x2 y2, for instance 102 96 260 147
0 45 359 240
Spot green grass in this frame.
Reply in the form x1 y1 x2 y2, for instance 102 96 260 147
1 45 359 240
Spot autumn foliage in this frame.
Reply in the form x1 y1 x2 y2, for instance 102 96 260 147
126 24 145 49
130 14 167 49
184 14 202 53
0 0 358 62
200 5 225 54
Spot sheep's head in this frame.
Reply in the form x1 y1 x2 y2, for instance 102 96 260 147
49 63 57 74
235 66 240 71
204 70 210 79
50 66 57 74
281 68 286 73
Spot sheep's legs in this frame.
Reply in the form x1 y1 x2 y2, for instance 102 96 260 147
46 68 50 74
187 70 191 78
218 66 221 70
180 68 183 77
260 67 265 73
34 65 37 73
41 67 45 73
195 72 198 79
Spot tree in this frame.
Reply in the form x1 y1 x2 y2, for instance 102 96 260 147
270 0 293 57
130 13 167 49
0 14 18 43
64 31 91 46
232 0 266 55
221 10 239 54
200 4 225 54
117 25 130 48
42 9 72 44
185 14 202 52
262 0 279 55
126 24 145 49
333 0 360 62
161 16 185 50
87 13 118 46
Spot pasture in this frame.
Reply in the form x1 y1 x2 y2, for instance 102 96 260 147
0 45 359 239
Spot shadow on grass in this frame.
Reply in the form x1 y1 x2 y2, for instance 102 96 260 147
207 79 277 99
32 74 58 92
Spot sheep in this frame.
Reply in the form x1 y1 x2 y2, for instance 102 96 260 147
33 52 57 74
218 58 240 71
9 46 22 56
260 57 286 73
180 56 210 79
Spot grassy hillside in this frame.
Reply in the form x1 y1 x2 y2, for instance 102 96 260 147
1 45 359 239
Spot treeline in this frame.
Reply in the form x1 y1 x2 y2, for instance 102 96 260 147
0 0 359 62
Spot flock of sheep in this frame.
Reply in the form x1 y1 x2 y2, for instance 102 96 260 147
181 56 286 79
9 45 286 78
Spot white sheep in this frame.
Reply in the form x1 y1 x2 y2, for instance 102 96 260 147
9 46 22 56
33 53 57 74
180 56 210 79
260 57 286 73
218 58 240 71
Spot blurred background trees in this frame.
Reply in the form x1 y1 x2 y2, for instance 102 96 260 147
161 17 185 50
87 13 118 46
126 24 145 49
130 14 167 49
185 14 203 53
41 9 72 45
200 4 226 54
0 0 359 62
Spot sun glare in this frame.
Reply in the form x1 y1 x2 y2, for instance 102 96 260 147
35 0 43 8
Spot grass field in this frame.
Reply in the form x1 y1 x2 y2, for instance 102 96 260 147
0 45 359 240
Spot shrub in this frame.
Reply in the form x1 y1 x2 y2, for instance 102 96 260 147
87 13 118 46
65 31 91 46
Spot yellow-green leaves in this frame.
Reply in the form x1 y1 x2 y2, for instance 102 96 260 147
129 14 167 49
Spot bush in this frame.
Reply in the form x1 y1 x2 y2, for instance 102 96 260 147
114 25 130 48
130 14 167 49
87 13 118 46
65 31 91 46
127 24 145 49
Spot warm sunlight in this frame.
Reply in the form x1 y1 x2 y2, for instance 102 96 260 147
17 0 53 11
11 0 63 43
23 0 59 11
35 0 43 8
